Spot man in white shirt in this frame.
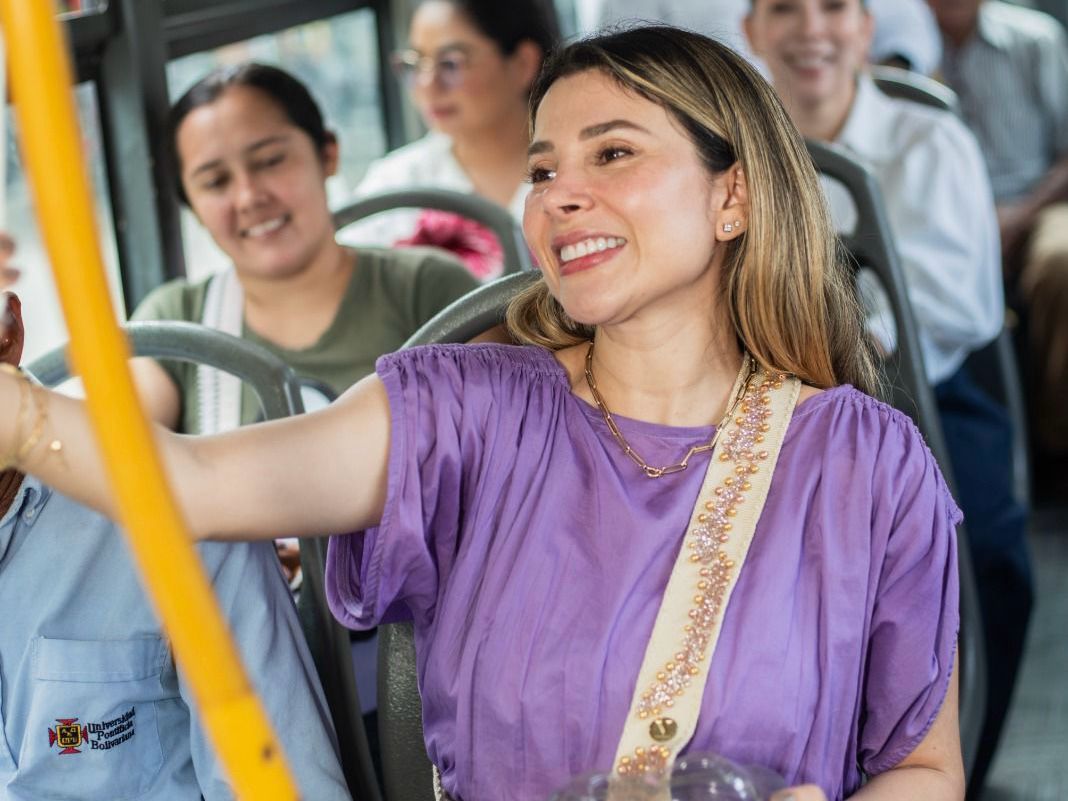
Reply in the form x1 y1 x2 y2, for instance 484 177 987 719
747 4 1031 794
931 0 1068 468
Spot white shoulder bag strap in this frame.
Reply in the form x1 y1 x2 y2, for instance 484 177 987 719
613 363 801 778
197 266 244 434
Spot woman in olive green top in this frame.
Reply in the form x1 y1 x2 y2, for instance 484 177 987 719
131 63 477 434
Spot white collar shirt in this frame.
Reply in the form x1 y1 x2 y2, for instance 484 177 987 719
824 74 1004 384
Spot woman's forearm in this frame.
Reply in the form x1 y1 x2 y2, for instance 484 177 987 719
848 764 964 800
4 369 118 518
2 368 393 541
1 368 201 528
846 659 964 801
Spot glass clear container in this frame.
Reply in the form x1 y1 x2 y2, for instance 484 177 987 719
547 752 786 801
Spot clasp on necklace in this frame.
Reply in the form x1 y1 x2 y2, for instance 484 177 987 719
648 463 689 478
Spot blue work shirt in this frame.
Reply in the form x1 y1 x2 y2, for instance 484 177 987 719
0 475 351 801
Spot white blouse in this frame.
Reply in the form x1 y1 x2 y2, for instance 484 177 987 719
339 132 529 250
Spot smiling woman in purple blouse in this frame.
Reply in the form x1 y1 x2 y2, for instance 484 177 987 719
0 25 963 801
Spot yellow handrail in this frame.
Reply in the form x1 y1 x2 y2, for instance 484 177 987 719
0 3 298 798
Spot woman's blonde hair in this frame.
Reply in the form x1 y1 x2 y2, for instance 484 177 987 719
506 25 879 394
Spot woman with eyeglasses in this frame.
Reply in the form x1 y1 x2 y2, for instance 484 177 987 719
340 0 560 279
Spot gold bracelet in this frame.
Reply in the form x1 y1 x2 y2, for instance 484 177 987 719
1 363 29 471
29 380 66 468
0 363 50 470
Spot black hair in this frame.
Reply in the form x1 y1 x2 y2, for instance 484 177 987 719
422 0 561 58
169 62 333 205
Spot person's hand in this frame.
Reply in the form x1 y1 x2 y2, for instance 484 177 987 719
275 539 302 589
769 786 828 801
997 202 1035 272
0 293 23 368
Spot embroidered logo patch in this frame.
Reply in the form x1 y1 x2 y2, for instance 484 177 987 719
48 719 89 755
48 708 137 755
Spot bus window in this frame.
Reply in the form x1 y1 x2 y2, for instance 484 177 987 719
166 8 388 281
5 82 123 365
57 0 109 19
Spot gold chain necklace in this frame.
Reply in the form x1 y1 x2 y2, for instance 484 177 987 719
583 342 756 479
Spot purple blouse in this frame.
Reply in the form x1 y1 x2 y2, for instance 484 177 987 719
327 344 960 801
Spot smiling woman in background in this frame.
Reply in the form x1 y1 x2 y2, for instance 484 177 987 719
131 63 477 435
341 0 559 278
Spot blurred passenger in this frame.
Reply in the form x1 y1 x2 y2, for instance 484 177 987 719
342 0 559 278
744 3 1003 370
747 1 1031 791
868 0 943 74
131 63 478 435
0 282 350 801
931 0 1068 465
1 26 966 801
595 0 756 62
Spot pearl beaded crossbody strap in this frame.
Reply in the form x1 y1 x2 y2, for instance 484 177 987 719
612 364 801 778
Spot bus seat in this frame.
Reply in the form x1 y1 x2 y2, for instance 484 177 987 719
28 321 383 801
870 65 961 115
402 271 541 347
807 139 987 782
332 187 535 275
28 320 303 420
871 65 1032 509
376 621 431 801
291 272 537 801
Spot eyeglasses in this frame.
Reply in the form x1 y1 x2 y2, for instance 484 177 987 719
390 48 472 90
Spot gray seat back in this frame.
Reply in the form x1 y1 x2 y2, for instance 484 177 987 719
871 65 1031 507
807 139 987 778
333 187 534 275
28 320 304 420
371 273 540 801
870 65 961 114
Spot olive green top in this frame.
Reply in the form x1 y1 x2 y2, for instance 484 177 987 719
132 246 478 433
